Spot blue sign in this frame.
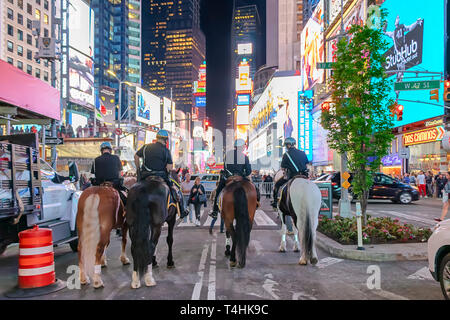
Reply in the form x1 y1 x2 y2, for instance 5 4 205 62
382 153 402 166
298 91 313 161
237 94 250 106
195 96 206 107
381 0 445 126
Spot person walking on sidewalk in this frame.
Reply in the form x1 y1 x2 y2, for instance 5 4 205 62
188 177 207 226
208 182 224 234
417 171 427 198
181 174 195 223
436 171 450 222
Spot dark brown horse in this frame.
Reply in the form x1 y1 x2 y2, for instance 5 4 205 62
76 183 129 288
219 176 258 268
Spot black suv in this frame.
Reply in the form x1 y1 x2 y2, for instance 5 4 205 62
314 172 420 204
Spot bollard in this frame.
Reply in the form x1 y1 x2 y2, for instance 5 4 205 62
356 202 365 251
5 225 66 298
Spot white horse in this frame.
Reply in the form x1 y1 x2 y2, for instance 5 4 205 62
274 170 322 265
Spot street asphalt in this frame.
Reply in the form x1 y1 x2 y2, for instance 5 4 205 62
0 197 446 300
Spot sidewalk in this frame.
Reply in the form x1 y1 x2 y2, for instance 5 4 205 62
316 232 428 262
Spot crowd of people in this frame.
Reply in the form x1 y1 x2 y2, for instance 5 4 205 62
391 171 448 199
9 123 111 139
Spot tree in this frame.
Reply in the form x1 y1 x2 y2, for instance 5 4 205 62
321 14 394 225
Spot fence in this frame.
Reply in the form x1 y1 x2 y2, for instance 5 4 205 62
254 182 274 197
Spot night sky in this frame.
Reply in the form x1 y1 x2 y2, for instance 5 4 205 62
200 0 266 133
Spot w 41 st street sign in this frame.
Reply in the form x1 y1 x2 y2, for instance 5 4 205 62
394 80 440 91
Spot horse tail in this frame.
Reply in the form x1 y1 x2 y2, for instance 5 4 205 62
80 193 101 280
234 186 251 267
129 191 154 276
304 212 313 259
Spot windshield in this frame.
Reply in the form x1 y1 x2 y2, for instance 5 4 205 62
40 159 56 180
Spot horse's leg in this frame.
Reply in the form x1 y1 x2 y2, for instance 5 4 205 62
166 215 175 268
278 211 287 253
310 230 319 265
229 225 237 268
298 220 308 265
291 214 300 253
101 241 108 267
78 237 90 285
145 225 161 287
130 240 143 289
224 231 231 256
120 222 130 265
93 237 109 288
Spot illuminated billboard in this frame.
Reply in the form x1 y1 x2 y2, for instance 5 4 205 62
238 43 253 55
379 0 445 126
195 96 206 107
163 97 175 132
301 0 324 90
236 61 252 92
136 87 161 126
68 0 94 58
237 94 250 106
236 106 250 126
69 49 95 107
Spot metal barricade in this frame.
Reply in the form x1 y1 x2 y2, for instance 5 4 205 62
254 182 273 197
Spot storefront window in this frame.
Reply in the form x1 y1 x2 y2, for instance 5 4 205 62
408 141 441 174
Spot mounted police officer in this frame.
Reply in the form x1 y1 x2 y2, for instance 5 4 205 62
210 139 252 218
91 141 128 205
134 129 189 219
271 137 309 208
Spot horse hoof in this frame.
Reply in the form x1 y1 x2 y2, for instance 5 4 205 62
279 248 286 253
93 280 104 289
145 276 156 287
80 277 90 285
298 259 308 265
310 257 318 265
131 280 141 289
121 257 131 265
167 263 175 269
294 249 300 253
229 261 237 268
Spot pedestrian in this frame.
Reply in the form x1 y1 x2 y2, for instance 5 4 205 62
436 173 447 198
426 171 434 197
402 173 410 184
188 177 207 226
181 174 195 223
79 173 91 191
417 171 427 198
264 174 273 199
410 173 416 186
436 171 450 222
209 182 224 234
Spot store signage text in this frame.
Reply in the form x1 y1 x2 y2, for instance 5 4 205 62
403 126 445 146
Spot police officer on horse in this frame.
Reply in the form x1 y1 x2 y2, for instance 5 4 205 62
210 139 252 218
134 129 189 220
91 141 128 205
271 137 309 208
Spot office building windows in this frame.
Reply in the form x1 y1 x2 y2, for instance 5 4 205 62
18 30 23 41
27 49 33 60
17 61 23 70
7 8 14 20
27 34 32 45
7 57 14 65
7 25 14 36
18 13 23 24
27 65 32 75
27 4 32 14
36 68 41 78
18 45 23 56
7 41 14 52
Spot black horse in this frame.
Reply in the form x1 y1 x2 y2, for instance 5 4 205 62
127 173 178 289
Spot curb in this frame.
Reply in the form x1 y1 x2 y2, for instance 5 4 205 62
316 232 428 262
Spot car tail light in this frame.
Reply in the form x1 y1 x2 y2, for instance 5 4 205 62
332 182 337 186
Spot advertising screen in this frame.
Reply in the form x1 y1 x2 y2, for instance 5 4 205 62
98 86 116 126
162 97 175 131
237 94 250 106
328 0 350 26
301 0 324 90
69 49 95 107
380 0 445 126
236 62 252 92
238 43 253 55
136 87 161 126
68 0 94 58
236 106 250 126
195 96 206 107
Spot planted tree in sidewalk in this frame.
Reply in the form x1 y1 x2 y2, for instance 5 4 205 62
321 14 394 225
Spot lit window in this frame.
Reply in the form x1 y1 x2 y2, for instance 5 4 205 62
35 9 41 20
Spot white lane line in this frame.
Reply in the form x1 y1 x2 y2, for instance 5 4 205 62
407 267 435 281
250 240 264 256
106 282 129 300
371 289 409 300
315 257 344 269
254 209 277 226
207 233 217 300
191 244 209 300
378 210 435 225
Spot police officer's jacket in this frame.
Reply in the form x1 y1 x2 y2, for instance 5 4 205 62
136 142 173 173
224 148 251 177
281 148 309 177
91 152 122 183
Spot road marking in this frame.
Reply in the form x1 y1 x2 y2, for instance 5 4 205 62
191 244 209 300
106 282 129 300
249 240 264 256
315 257 344 269
407 267 434 281
292 291 318 300
262 276 281 300
378 210 435 225
254 209 277 226
207 233 217 300
371 289 409 300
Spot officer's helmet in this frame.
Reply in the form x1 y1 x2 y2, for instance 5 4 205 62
156 129 169 141
284 137 296 147
234 139 246 148
100 142 112 152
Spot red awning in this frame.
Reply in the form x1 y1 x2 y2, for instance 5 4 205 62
0 59 60 120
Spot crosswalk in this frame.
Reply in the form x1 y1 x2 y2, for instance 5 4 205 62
175 208 279 228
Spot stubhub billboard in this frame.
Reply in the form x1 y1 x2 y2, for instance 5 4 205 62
380 0 445 126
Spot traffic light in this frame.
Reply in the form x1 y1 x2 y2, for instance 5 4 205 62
204 119 209 131
321 102 330 112
444 80 450 102
430 89 439 102
396 104 404 121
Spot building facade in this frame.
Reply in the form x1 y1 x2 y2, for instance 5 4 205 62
1 0 56 86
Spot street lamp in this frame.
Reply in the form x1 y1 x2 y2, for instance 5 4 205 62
107 69 133 155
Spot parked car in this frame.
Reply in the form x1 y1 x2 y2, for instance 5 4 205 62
428 219 450 300
189 174 220 194
314 172 419 204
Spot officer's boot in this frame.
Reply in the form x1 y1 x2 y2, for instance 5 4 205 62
271 187 279 208
175 187 189 220
209 195 219 219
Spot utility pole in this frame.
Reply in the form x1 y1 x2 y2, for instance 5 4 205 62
50 0 58 169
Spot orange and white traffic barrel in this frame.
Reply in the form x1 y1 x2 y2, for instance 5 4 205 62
18 225 55 289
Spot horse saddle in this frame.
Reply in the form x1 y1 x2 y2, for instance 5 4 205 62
100 181 115 188
225 175 244 184
278 182 289 205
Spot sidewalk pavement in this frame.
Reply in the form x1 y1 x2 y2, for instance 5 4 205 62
316 232 428 262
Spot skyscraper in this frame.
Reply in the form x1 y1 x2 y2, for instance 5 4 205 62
91 0 141 121
142 0 205 114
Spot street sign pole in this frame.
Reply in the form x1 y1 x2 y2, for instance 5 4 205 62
339 153 352 218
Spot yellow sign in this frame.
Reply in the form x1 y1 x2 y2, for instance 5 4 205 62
342 171 350 180
342 181 351 190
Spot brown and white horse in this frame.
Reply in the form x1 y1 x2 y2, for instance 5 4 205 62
76 184 129 288
219 176 258 268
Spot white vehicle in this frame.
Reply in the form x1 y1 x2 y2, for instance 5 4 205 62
428 219 450 300
0 135 81 254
